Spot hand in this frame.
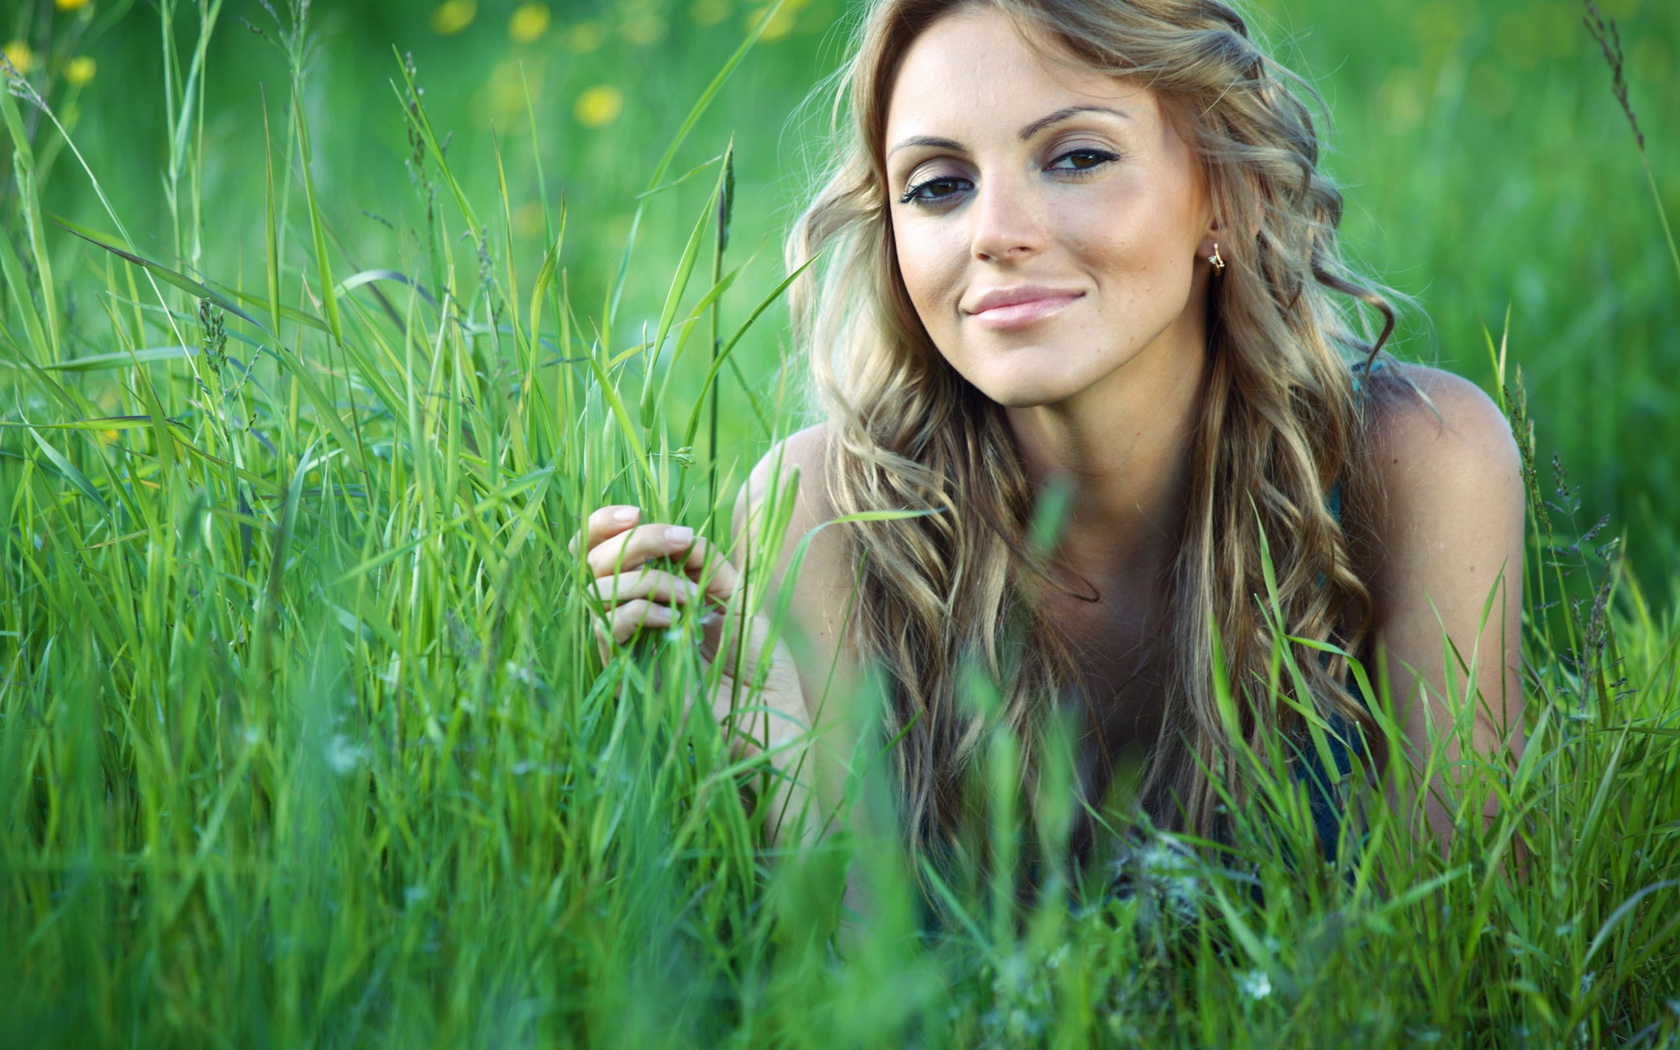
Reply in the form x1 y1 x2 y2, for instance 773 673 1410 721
574 505 808 762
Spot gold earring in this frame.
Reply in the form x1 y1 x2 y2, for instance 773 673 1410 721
1208 243 1226 276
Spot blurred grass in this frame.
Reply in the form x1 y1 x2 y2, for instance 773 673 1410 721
1 0 1678 1046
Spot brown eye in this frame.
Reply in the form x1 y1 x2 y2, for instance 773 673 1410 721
898 175 972 206
1048 148 1119 173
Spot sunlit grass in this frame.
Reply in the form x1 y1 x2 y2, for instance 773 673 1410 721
1 1 1677 1047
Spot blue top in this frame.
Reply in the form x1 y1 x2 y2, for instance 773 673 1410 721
1288 700 1365 861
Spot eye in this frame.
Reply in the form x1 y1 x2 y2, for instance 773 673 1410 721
898 174 972 206
1048 148 1119 173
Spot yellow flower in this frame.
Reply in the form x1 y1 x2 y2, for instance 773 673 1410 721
482 58 535 125
2 40 32 75
690 0 729 26
430 0 476 36
621 12 666 46
574 85 623 129
509 3 549 43
56 0 92 9
65 55 97 85
563 21 604 54
747 0 807 42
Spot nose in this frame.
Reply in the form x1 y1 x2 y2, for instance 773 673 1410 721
969 176 1045 263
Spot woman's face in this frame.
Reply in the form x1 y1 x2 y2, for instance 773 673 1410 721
884 6 1216 411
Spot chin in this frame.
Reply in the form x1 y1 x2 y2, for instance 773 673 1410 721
982 386 1068 410
960 363 1087 410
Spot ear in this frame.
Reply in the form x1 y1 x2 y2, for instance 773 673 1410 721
1199 170 1266 256
1196 211 1262 262
1196 216 1224 264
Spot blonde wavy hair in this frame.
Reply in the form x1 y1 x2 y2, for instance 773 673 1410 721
787 0 1400 865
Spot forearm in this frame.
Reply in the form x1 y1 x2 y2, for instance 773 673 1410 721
1385 668 1527 870
718 678 825 848
742 722 819 848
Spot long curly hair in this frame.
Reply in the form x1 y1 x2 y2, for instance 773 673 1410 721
787 0 1400 864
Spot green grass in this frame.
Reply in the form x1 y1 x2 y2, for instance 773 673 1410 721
2 0 1678 1046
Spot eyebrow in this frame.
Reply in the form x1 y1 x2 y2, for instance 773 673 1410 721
1017 104 1131 140
886 134 965 160
886 105 1132 160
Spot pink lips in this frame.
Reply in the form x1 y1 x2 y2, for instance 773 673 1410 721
964 285 1082 329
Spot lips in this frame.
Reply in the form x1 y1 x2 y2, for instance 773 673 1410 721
963 285 1083 329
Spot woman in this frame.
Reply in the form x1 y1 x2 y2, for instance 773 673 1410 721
580 0 1525 885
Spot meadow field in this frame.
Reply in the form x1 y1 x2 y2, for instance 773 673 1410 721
2 0 1678 1045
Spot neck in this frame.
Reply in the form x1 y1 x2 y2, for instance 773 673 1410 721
1007 348 1206 588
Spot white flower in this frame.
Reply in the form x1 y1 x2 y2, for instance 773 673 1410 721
1238 970 1272 1001
1109 833 1203 926
326 734 367 775
504 660 539 686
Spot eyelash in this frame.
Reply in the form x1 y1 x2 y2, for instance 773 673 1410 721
1049 147 1120 173
897 148 1121 207
897 176 969 206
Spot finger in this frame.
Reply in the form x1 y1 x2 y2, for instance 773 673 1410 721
674 535 742 600
570 505 641 558
586 522 701 579
588 567 703 607
607 599 675 645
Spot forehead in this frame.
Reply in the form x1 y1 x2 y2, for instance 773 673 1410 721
885 6 1164 136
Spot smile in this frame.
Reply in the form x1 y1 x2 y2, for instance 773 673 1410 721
963 287 1084 330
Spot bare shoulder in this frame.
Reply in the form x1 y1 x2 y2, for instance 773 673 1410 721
1356 362 1525 618
1356 370 1527 832
744 423 834 500
735 424 866 732
735 422 838 545
732 422 857 617
1364 362 1522 508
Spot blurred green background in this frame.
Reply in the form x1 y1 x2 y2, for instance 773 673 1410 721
6 0 1679 577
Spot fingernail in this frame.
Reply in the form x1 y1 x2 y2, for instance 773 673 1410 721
612 506 638 523
664 526 694 547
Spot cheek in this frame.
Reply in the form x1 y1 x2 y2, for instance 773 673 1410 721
892 218 963 322
1068 196 1153 263
1077 210 1191 300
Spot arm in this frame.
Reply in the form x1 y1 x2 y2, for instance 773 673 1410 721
576 425 849 844
730 423 865 844
734 426 894 935
1357 364 1527 856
